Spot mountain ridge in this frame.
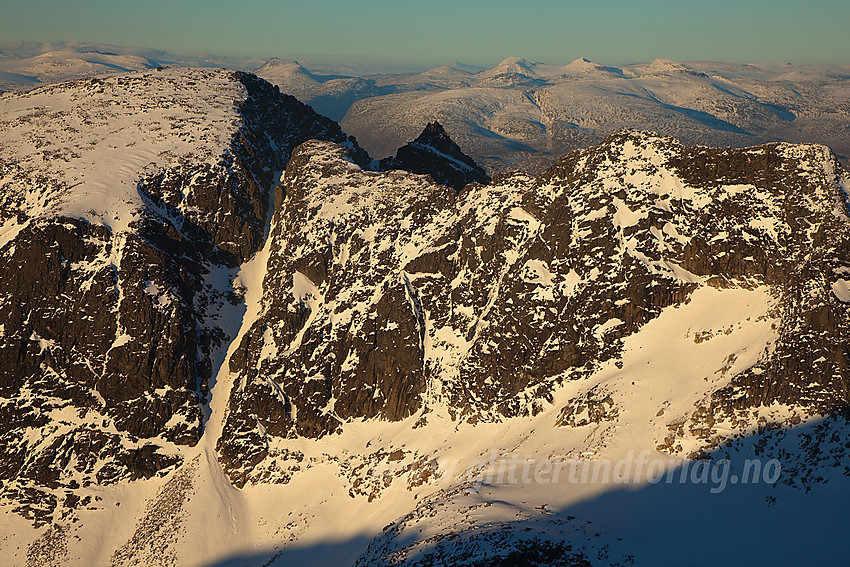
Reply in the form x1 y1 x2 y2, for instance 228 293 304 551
1 69 849 566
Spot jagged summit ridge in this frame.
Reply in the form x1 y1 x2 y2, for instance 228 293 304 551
414 120 456 146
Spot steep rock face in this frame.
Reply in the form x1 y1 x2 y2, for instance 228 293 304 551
0 68 365 526
379 121 490 190
216 130 850 490
217 141 456 484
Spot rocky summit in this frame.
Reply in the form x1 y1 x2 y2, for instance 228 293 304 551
0 69 849 567
379 121 490 190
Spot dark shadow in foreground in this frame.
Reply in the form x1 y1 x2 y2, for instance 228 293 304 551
205 415 850 567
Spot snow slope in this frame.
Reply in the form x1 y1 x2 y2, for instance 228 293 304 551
0 67 243 235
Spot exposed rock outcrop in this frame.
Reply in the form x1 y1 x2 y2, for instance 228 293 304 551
380 121 490 190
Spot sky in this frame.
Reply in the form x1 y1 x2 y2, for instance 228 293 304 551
2 0 849 68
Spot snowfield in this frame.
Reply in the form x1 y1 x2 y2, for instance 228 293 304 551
0 67 244 235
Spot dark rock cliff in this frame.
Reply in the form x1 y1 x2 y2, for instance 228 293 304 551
380 121 490 190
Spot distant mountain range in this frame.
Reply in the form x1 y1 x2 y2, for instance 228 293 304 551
4 43 849 175
0 41 419 92
257 55 850 173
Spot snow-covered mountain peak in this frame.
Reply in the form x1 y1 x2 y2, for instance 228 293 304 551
547 129 847 218
0 67 245 234
563 56 595 70
561 56 625 76
0 47 157 89
255 58 316 80
632 57 704 77
648 57 684 68
481 56 539 78
565 56 594 67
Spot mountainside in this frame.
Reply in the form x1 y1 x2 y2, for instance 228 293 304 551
216 127 850 482
0 68 366 556
235 129 850 566
1 69 850 567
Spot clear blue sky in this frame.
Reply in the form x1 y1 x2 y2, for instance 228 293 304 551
2 0 849 67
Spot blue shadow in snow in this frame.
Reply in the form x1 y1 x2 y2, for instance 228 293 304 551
202 415 850 566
